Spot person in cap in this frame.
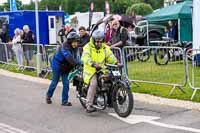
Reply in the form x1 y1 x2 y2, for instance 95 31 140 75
46 32 80 106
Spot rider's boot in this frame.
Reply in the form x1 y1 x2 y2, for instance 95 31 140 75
86 105 97 113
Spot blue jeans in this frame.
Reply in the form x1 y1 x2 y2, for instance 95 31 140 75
46 69 69 104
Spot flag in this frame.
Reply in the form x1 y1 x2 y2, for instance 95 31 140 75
10 0 18 11
105 1 110 16
89 0 94 33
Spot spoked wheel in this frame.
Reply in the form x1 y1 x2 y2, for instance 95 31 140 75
112 82 133 118
154 48 170 65
137 48 150 62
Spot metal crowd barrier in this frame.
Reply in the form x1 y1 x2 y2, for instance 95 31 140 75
122 46 187 95
0 42 25 70
21 43 44 71
1 42 197 99
186 49 200 100
0 43 9 66
0 42 44 72
41 45 58 78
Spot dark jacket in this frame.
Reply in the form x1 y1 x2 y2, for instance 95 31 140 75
79 33 90 47
22 30 34 43
22 30 34 51
111 26 128 48
58 28 66 43
169 25 178 41
51 43 79 72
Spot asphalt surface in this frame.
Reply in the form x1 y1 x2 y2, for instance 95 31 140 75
0 75 200 133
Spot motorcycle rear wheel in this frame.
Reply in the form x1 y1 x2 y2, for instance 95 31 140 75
78 86 87 109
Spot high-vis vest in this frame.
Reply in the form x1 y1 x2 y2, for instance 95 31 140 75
81 39 117 84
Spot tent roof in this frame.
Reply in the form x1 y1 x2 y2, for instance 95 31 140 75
145 1 192 22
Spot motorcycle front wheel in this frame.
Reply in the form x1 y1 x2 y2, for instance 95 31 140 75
112 82 133 118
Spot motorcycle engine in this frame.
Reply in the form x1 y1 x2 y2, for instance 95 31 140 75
97 95 106 107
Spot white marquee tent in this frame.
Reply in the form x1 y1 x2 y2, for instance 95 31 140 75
193 0 200 49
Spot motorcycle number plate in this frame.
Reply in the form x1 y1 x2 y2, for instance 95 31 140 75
112 70 121 76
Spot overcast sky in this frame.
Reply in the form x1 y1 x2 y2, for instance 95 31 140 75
0 0 36 5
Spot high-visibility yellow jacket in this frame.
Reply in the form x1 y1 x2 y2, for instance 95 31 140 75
81 38 117 84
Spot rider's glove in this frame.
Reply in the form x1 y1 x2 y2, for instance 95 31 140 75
116 62 123 68
92 63 102 71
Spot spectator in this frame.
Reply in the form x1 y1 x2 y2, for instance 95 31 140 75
78 26 90 47
0 28 10 62
168 21 178 41
46 32 80 106
109 19 129 73
65 25 76 38
7 36 14 62
0 29 7 62
58 25 66 44
108 19 129 49
105 23 112 43
22 25 35 68
12 28 23 66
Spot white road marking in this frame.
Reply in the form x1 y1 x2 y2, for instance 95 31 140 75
109 113 200 133
109 113 160 124
147 121 200 133
0 123 28 133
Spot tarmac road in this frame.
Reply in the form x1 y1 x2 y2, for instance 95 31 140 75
0 72 200 133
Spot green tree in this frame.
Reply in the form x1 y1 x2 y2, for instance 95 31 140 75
0 0 23 11
23 0 35 10
126 3 153 16
128 0 164 10
0 5 4 11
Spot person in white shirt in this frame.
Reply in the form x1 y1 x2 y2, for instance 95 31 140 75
12 28 23 66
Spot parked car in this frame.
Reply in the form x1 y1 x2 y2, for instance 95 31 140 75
133 20 165 46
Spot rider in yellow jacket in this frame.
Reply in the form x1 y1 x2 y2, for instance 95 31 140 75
81 30 117 113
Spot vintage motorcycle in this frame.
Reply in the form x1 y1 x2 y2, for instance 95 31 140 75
72 64 134 118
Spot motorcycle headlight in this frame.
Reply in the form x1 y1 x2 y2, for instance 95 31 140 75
139 28 143 33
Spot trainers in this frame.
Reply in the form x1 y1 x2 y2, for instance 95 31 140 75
61 102 72 106
46 96 52 104
86 106 96 113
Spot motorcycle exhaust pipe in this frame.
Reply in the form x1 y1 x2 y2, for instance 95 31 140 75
91 105 105 110
77 94 105 110
77 94 87 102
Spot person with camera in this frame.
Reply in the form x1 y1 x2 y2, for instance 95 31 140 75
46 32 80 106
81 29 121 113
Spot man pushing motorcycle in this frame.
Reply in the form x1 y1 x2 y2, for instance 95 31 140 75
81 29 122 113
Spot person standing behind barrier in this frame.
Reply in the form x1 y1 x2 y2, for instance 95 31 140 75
108 19 129 49
12 28 23 66
109 19 129 74
0 29 6 62
22 25 35 68
58 25 66 44
168 21 178 41
0 28 10 62
46 32 80 106
105 23 112 43
78 26 90 48
65 25 76 38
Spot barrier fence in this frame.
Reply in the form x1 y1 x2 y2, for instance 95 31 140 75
0 43 47 72
1 42 200 99
41 45 58 78
186 49 200 100
122 46 187 95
